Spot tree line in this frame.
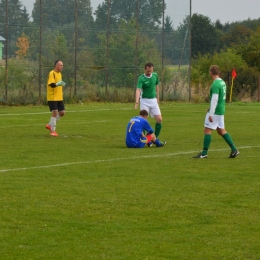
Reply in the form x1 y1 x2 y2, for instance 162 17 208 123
0 0 260 103
191 14 260 101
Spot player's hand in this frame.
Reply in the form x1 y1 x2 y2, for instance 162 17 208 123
209 116 213 122
56 81 66 86
134 103 139 109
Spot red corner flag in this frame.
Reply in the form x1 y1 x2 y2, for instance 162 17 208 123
229 68 237 103
231 68 237 79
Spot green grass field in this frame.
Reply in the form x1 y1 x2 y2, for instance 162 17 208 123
1 102 260 259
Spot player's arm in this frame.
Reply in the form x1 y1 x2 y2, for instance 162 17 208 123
135 88 141 109
135 76 143 109
47 71 57 88
156 85 159 103
209 93 218 122
48 72 65 88
155 73 160 103
49 81 66 88
143 120 154 134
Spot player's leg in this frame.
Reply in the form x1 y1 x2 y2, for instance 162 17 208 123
134 139 146 148
140 99 151 136
50 110 58 135
216 117 239 158
193 113 217 158
146 133 165 147
56 101 65 121
46 101 52 131
203 114 220 156
154 114 162 137
201 127 212 156
46 101 57 131
46 101 58 136
140 99 150 115
126 134 146 148
150 100 162 137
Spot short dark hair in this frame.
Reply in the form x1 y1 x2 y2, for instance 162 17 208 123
54 60 61 66
209 65 220 76
139 109 149 117
144 62 154 69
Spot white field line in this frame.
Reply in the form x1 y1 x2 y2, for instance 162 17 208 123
0 106 252 117
0 146 258 173
1 120 110 129
0 108 132 117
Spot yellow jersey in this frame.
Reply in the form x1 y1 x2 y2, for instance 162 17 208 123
47 70 63 101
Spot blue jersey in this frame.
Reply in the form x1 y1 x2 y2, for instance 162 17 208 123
125 116 154 148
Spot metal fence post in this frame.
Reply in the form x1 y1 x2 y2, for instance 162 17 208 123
39 0 42 100
188 0 192 102
105 0 111 96
5 0 8 100
258 76 260 102
161 0 165 101
134 0 140 100
74 0 78 96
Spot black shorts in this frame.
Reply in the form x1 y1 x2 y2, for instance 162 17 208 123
48 101 65 112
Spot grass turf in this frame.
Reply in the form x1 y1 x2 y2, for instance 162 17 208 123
0 102 260 259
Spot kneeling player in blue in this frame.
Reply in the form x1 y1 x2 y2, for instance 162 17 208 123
126 109 166 148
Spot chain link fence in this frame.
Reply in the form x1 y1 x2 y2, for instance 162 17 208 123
0 0 191 105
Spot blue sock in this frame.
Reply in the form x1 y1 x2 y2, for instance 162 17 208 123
153 139 162 147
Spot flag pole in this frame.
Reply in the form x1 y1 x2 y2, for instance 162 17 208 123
229 77 234 103
229 68 237 103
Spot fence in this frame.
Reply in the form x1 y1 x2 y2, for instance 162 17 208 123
0 0 191 104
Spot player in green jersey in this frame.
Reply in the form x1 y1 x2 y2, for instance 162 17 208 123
135 62 162 138
193 65 239 158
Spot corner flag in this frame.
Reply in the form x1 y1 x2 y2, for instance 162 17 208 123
229 68 237 103
231 69 237 79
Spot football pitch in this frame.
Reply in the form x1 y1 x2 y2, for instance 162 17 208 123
1 102 260 259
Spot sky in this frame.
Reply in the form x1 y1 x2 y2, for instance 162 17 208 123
21 0 260 26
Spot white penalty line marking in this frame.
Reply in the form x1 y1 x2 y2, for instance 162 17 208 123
0 146 258 173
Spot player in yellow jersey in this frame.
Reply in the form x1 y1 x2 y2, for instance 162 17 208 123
45 60 66 137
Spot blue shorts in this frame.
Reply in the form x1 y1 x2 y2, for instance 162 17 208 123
126 135 151 148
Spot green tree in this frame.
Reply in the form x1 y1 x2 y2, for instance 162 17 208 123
238 27 260 71
94 0 164 30
221 24 252 47
191 48 259 101
163 15 175 63
165 15 173 32
171 15 190 64
192 48 247 84
31 0 95 49
0 0 30 56
93 18 162 87
32 0 93 27
190 13 219 57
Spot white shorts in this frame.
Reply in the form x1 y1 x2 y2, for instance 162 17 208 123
204 113 225 130
140 98 161 118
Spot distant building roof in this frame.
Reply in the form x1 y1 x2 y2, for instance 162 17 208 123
0 36 6 41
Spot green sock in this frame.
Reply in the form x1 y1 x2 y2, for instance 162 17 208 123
222 133 236 151
155 122 162 137
202 134 212 155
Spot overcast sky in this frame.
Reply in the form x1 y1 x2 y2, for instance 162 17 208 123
22 0 260 26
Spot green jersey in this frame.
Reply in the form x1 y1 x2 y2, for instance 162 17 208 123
137 72 159 99
210 78 226 115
